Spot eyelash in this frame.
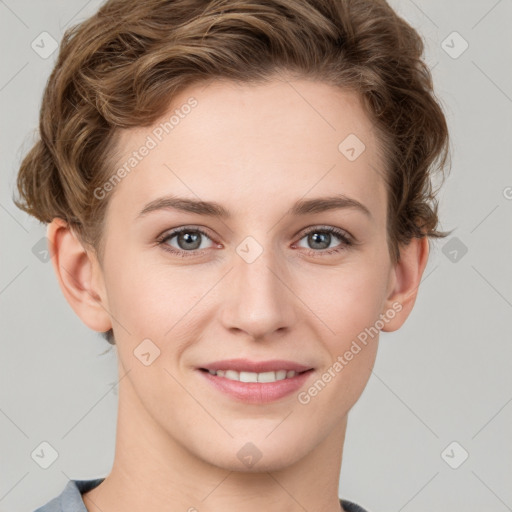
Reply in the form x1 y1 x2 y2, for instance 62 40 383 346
156 225 354 259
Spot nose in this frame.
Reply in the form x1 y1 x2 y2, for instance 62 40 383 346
219 244 298 340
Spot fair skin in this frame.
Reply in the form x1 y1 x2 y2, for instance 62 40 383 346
47 76 428 512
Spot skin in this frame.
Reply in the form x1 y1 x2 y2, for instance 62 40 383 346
48 76 429 512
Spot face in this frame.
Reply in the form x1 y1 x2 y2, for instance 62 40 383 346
94 76 397 471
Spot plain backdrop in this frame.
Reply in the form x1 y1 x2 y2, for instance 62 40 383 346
1 1 511 511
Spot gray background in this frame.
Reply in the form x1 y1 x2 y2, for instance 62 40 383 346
1 1 511 511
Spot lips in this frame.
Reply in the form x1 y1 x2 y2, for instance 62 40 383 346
195 358 315 403
198 358 313 373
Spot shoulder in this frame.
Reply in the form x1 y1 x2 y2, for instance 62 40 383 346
340 497 371 512
32 478 105 512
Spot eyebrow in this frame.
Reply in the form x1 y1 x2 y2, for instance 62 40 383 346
137 194 372 220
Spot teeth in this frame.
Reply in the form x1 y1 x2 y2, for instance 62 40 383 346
209 369 299 383
225 370 238 381
240 371 258 383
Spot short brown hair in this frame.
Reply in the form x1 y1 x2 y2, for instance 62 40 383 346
14 0 451 345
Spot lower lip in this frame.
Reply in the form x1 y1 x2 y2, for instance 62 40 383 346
197 369 314 404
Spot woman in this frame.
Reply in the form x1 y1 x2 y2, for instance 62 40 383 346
15 0 450 511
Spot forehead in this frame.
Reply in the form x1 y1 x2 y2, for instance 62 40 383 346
107 78 387 225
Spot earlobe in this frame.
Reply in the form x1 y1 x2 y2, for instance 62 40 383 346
46 218 112 333
381 236 430 332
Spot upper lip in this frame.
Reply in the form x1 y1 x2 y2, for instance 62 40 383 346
198 358 313 373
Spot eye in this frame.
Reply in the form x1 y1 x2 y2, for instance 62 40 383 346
156 226 217 258
294 226 353 257
156 225 354 259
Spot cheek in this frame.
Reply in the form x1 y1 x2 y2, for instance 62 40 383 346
332 275 386 342
297 261 387 403
299 258 389 340
105 256 209 345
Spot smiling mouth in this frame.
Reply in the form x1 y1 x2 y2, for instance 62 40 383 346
198 368 313 383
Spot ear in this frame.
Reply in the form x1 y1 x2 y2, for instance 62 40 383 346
46 218 112 333
381 236 430 332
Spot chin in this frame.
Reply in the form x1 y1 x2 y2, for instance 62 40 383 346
195 434 309 473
